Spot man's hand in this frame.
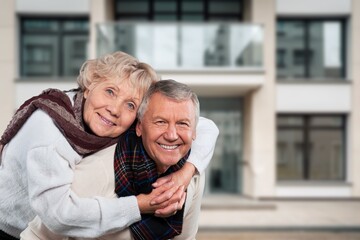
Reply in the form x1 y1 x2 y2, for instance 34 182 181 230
148 162 196 217
136 180 185 217
136 163 197 218
152 162 196 204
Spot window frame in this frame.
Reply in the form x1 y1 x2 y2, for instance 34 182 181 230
20 16 89 77
277 114 347 181
276 17 347 80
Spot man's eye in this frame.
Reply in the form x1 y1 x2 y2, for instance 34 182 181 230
178 122 190 127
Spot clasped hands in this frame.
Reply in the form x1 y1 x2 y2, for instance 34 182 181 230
136 162 195 218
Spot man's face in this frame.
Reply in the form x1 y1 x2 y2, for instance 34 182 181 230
136 92 197 174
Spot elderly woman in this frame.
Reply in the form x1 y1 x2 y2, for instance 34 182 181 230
0 52 218 240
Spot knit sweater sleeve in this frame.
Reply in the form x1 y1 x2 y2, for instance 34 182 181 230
26 110 141 237
187 117 219 174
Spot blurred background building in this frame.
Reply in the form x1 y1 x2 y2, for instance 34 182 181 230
1 0 359 229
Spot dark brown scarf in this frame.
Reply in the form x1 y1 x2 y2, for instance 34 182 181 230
0 88 118 158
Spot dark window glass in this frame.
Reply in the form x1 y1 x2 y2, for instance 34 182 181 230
154 0 177 12
277 130 304 180
208 0 240 14
116 0 149 13
200 97 243 194
182 0 203 12
277 49 286 68
309 21 343 78
277 21 306 78
21 18 89 77
309 129 344 180
277 19 345 80
277 115 346 181
115 0 243 21
23 20 59 31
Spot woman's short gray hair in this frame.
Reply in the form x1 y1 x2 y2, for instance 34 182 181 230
77 51 159 97
137 79 200 125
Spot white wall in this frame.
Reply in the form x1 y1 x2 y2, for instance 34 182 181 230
16 0 89 14
160 71 264 96
277 0 351 16
276 185 352 198
0 0 16 133
276 84 351 113
16 82 77 108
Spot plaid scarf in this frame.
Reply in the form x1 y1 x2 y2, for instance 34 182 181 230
0 88 118 157
114 122 189 240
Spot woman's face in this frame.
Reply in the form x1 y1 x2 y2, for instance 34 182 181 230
83 78 142 138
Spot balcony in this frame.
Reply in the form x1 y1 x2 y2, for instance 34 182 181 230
97 22 265 96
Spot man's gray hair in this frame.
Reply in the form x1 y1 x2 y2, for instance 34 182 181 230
137 79 200 125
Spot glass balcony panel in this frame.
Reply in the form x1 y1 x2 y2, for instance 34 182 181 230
97 22 263 70
136 25 178 68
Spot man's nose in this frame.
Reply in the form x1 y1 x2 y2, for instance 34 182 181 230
164 124 178 140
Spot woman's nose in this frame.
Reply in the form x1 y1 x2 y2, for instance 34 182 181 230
107 101 121 117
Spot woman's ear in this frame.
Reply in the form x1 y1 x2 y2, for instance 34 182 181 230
83 89 89 99
84 83 96 99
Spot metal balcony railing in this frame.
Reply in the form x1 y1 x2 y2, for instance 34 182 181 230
97 22 263 71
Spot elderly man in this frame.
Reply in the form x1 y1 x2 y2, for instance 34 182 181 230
114 79 205 240
21 79 215 240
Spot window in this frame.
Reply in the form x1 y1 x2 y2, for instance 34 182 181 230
115 0 243 21
277 115 346 181
200 97 243 194
21 18 89 77
277 19 346 80
277 49 286 68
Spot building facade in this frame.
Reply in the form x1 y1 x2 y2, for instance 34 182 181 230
0 0 359 200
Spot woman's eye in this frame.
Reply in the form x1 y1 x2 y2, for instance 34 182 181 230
105 89 114 96
127 102 136 110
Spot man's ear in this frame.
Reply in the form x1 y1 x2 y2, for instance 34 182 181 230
192 130 196 141
136 121 142 137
